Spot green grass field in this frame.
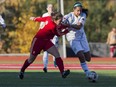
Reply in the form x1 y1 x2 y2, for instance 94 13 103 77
0 70 116 87
0 56 116 87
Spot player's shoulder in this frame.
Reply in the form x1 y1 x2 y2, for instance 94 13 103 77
64 12 73 18
80 12 87 18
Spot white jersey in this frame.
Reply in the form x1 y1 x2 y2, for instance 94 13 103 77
64 12 87 41
63 12 90 54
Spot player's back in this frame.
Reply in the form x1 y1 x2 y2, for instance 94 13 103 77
40 12 50 29
35 17 56 39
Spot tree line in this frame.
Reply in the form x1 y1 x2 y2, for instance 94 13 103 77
0 0 116 53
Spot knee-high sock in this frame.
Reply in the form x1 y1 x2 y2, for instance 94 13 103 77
43 51 48 68
21 59 31 72
56 57 64 74
81 62 90 75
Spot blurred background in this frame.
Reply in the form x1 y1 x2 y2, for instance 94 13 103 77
0 0 116 57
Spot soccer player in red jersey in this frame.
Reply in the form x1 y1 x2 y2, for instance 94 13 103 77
18 12 70 79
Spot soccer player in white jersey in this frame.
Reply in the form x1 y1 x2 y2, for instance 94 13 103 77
63 2 92 78
40 4 58 73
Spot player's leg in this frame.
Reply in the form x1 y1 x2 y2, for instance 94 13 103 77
76 51 90 74
46 45 70 78
114 46 116 57
69 40 90 76
51 36 59 67
84 51 91 62
19 37 41 79
43 51 48 73
110 46 114 57
81 39 91 62
47 45 63 73
53 56 57 67
19 54 37 79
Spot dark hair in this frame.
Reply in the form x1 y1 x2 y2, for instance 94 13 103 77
82 8 88 17
51 11 63 20
73 2 88 17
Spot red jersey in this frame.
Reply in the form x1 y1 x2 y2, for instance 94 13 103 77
34 16 68 40
34 16 58 39
30 16 69 56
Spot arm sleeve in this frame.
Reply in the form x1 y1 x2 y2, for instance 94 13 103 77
62 14 72 25
39 14 47 28
78 13 86 25
34 16 50 22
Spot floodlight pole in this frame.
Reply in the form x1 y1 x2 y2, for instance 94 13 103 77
59 0 67 58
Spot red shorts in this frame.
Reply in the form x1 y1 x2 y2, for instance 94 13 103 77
30 37 54 56
110 46 116 52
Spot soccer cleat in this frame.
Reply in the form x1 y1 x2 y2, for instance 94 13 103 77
53 61 57 67
62 69 70 78
43 67 47 73
18 72 24 80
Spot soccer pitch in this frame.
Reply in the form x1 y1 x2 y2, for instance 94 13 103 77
0 56 116 87
0 70 116 87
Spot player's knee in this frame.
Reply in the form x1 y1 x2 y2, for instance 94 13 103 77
86 57 91 62
86 58 91 62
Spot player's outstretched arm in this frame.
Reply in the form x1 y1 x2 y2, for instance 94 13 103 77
56 24 69 36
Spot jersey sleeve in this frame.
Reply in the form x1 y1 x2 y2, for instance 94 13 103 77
34 16 50 22
78 13 86 25
63 13 72 25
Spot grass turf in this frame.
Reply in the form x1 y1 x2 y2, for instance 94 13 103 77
0 70 116 87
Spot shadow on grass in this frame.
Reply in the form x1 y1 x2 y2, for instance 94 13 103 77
0 71 116 87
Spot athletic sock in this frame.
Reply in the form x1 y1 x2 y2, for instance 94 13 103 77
56 57 64 74
21 59 31 72
43 51 48 68
81 62 90 75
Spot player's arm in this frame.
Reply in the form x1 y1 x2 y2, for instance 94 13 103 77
55 24 69 36
106 33 111 44
69 13 86 30
62 16 82 30
30 16 50 22
70 22 82 30
70 15 86 30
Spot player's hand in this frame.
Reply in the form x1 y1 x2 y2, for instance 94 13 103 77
30 17 35 21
